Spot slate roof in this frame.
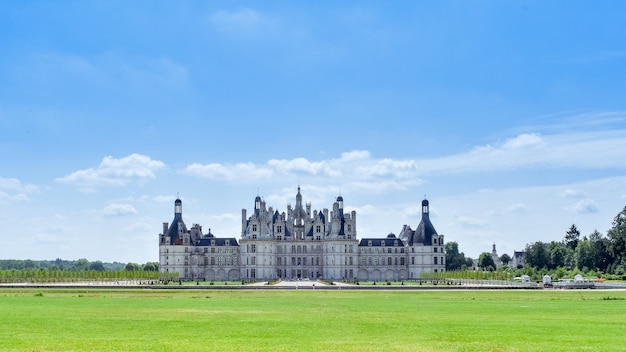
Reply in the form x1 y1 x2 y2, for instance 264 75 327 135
165 212 187 245
358 235 405 247
197 237 240 246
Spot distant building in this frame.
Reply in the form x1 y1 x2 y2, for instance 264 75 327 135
491 243 502 269
159 187 446 281
512 250 525 268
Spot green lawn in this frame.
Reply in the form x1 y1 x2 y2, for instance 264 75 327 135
1 288 625 351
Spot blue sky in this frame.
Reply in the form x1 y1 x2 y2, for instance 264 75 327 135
1 1 626 263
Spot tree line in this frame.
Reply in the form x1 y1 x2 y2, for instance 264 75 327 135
0 258 176 283
446 205 626 279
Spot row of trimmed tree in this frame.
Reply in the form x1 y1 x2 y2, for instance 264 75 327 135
0 259 177 283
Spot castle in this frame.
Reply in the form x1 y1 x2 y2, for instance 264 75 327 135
159 186 446 281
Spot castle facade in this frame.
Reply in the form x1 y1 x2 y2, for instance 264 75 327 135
159 187 445 281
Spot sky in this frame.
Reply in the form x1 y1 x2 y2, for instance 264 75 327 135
1 1 626 264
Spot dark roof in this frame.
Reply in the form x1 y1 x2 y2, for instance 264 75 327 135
409 216 437 245
316 210 325 223
358 237 405 247
166 213 187 245
197 237 239 246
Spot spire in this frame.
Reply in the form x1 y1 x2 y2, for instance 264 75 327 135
296 184 302 206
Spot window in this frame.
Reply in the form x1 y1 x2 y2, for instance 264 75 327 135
252 224 257 232
226 240 230 246
434 257 438 265
277 226 282 233
211 257 215 265
401 257 405 265
388 257 392 265
251 244 256 253
347 224 352 232
434 247 438 253
316 235 321 241
368 240 372 246
203 248 208 253
316 225 321 233
211 247 215 253
251 257 256 265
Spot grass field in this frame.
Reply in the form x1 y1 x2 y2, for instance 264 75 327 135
1 288 625 351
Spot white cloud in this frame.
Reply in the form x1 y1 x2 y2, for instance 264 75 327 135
210 8 274 37
103 203 138 216
561 189 586 198
268 157 341 176
185 162 274 182
419 130 626 175
455 215 489 228
56 154 165 192
489 203 529 216
0 176 37 201
184 150 422 191
570 199 599 214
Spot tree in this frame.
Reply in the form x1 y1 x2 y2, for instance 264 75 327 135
125 263 141 271
607 206 626 269
565 224 581 251
477 252 495 270
524 242 549 269
445 242 468 271
142 262 159 271
589 229 611 272
89 261 105 272
547 241 570 269
73 258 90 271
575 240 594 271
500 253 511 266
